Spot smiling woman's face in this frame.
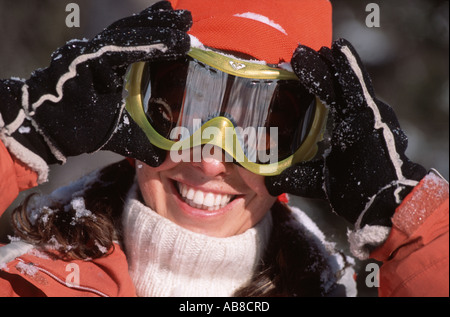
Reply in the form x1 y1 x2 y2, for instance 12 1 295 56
136 150 277 238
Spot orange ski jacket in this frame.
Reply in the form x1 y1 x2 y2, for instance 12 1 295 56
0 140 448 297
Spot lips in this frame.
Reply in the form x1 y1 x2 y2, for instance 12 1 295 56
176 182 236 211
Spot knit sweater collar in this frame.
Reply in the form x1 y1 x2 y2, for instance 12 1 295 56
122 187 273 297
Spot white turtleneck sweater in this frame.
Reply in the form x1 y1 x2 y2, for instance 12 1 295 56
122 190 273 297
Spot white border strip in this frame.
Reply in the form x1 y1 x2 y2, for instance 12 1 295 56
24 43 167 113
16 258 109 297
340 45 419 229
15 43 167 165
234 12 288 35
0 134 50 183
3 110 26 135
340 45 408 182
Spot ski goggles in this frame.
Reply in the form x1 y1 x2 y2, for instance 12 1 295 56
124 48 327 176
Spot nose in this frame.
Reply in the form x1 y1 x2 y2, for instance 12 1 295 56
191 146 230 177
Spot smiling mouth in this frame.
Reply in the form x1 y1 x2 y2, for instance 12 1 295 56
175 182 236 211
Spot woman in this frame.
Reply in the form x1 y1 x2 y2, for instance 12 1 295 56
0 0 448 297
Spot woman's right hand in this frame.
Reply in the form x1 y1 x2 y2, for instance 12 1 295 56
0 1 191 182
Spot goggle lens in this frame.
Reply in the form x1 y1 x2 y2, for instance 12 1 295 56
140 57 316 162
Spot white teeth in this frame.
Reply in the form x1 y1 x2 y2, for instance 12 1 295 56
214 194 222 206
186 188 195 200
181 185 188 198
203 193 215 207
221 195 229 206
193 191 204 205
177 182 234 211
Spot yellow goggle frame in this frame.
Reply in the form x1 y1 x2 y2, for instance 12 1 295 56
124 49 328 176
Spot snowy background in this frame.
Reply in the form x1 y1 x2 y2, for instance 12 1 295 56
0 0 448 297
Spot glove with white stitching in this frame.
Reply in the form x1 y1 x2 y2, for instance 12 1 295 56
0 1 191 183
266 39 427 257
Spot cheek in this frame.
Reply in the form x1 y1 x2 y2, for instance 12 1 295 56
135 159 176 210
136 166 159 209
236 169 277 232
236 168 278 221
237 168 275 199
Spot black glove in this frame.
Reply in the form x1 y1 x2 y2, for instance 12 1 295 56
266 39 427 255
0 1 191 182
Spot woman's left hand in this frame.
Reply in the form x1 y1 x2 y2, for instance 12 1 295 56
266 39 427 231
